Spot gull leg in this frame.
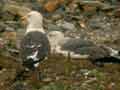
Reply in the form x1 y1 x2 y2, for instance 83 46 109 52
33 63 42 81
36 69 42 81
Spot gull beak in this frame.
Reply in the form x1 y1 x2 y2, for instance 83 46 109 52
21 15 28 25
21 15 28 21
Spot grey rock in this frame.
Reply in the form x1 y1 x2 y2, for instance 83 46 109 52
51 14 63 21
42 77 53 82
46 24 63 32
5 27 15 32
10 81 34 90
3 3 31 16
56 20 76 31
0 22 16 32
77 0 116 11
89 16 108 29
78 0 102 7
101 3 116 10
88 15 114 34
0 22 7 32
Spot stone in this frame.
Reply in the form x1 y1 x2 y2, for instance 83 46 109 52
0 22 7 32
46 24 63 32
114 8 120 17
51 14 63 21
43 0 64 12
78 0 102 7
101 3 116 10
1 11 15 21
88 16 110 30
42 77 52 82
3 4 31 16
0 38 5 49
10 81 34 90
56 20 76 31
0 68 17 88
82 5 97 13
2 31 17 42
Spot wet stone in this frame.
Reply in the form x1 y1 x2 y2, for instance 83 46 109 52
0 22 7 32
88 16 109 30
10 81 34 90
42 77 53 82
56 20 76 31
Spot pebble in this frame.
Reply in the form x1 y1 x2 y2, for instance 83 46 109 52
42 77 53 82
56 20 76 31
11 81 34 90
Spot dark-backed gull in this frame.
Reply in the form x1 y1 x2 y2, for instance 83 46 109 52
20 11 50 71
47 31 120 65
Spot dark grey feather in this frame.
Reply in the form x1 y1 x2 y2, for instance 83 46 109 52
20 31 50 70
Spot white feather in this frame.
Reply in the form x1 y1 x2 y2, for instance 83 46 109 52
27 50 39 61
26 28 45 34
34 63 39 67
24 11 45 34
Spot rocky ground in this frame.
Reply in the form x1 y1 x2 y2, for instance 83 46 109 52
0 0 120 90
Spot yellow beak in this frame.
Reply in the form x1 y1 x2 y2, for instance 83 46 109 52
21 15 28 25
21 15 28 21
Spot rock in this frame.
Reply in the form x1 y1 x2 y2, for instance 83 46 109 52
37 0 44 4
76 0 102 13
51 13 64 21
46 24 63 32
56 20 76 31
88 16 111 30
1 11 15 21
42 77 53 82
77 0 116 11
101 3 116 11
5 21 20 30
78 0 102 7
7 48 19 54
5 27 15 32
82 4 97 13
79 21 87 28
43 0 64 12
106 82 115 90
30 1 43 11
89 19 105 29
10 81 34 90
114 8 120 17
3 3 31 16
0 0 4 10
0 68 17 88
2 31 17 44
0 38 5 49
0 22 7 32
66 1 78 14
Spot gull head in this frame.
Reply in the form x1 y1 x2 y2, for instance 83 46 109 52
21 11 43 29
